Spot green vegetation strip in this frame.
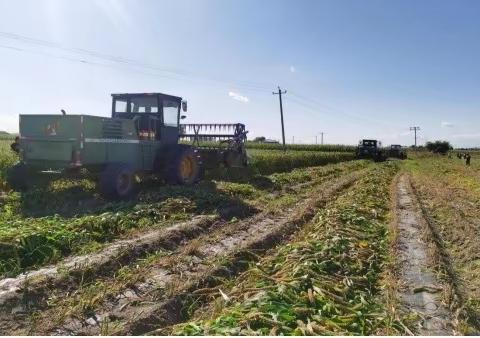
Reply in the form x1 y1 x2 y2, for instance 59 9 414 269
173 162 400 335
245 142 356 153
249 150 355 175
181 140 356 153
0 139 17 190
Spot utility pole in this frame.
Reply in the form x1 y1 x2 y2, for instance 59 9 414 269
410 126 420 147
316 132 324 145
273 86 287 151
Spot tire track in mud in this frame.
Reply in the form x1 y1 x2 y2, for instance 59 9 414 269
394 174 453 335
38 169 367 335
410 178 480 334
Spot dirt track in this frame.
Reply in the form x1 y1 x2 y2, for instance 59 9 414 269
394 174 452 335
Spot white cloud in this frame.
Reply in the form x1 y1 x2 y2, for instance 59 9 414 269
228 91 249 103
290 66 296 73
441 121 454 128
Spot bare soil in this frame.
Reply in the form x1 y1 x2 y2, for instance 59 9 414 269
394 174 453 335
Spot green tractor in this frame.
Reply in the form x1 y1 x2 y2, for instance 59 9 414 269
387 144 407 159
7 92 248 199
355 139 386 162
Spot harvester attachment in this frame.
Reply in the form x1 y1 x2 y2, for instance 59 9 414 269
180 123 248 168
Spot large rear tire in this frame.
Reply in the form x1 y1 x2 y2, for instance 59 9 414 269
99 163 137 199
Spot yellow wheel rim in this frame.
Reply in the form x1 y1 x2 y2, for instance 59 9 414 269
180 156 194 181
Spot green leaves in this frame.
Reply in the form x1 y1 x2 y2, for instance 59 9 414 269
173 163 401 335
250 150 356 175
0 197 195 276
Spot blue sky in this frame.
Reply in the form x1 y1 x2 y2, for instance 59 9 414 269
1 0 480 147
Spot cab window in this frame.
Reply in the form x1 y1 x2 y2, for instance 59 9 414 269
163 100 179 126
115 99 128 113
130 96 158 113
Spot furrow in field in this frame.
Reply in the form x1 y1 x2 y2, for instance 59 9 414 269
0 162 368 335
166 162 400 336
393 174 452 335
409 177 480 334
0 215 217 315
40 168 367 335
0 161 365 319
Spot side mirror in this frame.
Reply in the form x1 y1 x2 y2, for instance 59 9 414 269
180 115 187 120
182 101 187 112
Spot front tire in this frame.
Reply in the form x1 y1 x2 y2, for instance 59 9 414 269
99 163 137 199
165 146 202 185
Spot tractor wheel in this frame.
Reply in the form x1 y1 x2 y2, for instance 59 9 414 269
6 162 28 191
165 146 202 185
99 163 137 199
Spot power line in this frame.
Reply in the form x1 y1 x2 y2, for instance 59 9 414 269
0 31 274 93
0 42 274 98
288 90 400 130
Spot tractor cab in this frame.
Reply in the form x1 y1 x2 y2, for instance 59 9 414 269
111 93 186 143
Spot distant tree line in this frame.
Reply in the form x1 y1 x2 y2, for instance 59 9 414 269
425 140 452 154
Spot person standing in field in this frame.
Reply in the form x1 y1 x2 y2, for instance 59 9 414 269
466 153 471 166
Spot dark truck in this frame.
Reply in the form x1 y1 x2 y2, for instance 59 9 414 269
355 139 386 162
7 92 248 199
387 144 407 159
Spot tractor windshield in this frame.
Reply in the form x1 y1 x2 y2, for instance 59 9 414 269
130 96 159 113
361 140 377 147
113 95 159 117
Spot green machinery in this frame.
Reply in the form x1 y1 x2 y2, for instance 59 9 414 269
387 144 407 159
7 92 248 199
355 139 386 162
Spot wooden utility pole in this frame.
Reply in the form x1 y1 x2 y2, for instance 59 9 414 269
410 126 420 147
273 86 287 151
